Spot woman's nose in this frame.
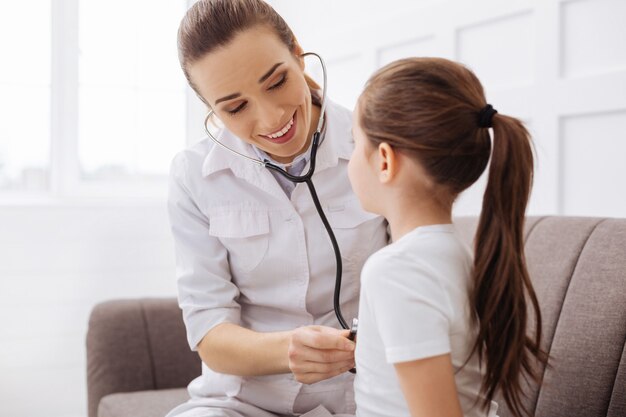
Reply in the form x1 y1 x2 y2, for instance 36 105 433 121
257 103 286 133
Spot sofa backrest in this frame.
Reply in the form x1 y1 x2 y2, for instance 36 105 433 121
454 216 626 417
86 217 626 417
87 298 201 417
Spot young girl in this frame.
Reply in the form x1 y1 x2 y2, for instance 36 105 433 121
348 57 549 417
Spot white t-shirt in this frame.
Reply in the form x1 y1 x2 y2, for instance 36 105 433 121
354 224 499 417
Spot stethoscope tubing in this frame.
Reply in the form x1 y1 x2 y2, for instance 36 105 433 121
202 52 350 330
264 131 348 330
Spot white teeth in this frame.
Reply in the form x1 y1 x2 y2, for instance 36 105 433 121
266 117 294 139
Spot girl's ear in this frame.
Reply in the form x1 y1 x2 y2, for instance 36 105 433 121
377 142 397 184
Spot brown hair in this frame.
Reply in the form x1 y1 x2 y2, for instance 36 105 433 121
177 0 319 106
359 57 549 417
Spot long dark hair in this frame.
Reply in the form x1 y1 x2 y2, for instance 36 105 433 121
177 0 319 106
358 57 549 417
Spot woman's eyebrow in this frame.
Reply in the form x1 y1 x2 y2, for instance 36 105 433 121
214 62 284 106
215 93 241 105
258 62 284 83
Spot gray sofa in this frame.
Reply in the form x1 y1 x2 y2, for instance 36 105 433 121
86 216 626 417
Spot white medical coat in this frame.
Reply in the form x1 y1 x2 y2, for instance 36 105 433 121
167 100 388 416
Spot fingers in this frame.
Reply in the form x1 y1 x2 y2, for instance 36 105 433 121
294 361 356 385
295 326 356 351
289 343 354 364
290 358 355 375
288 325 356 384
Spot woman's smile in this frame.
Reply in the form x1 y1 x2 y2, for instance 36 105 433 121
260 111 297 144
188 24 318 164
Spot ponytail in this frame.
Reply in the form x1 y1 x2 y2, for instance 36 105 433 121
471 115 549 416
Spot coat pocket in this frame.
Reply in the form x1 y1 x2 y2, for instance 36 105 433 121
209 209 270 272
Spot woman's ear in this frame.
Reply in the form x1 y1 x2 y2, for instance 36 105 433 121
377 142 397 184
293 41 305 70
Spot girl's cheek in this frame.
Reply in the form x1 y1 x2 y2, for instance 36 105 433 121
348 162 356 188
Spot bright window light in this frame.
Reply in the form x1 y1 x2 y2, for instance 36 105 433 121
78 0 187 180
0 0 51 191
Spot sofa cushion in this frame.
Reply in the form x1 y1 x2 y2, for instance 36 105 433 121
88 299 201 417
98 388 189 417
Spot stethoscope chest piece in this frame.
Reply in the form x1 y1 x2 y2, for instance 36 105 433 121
348 318 358 374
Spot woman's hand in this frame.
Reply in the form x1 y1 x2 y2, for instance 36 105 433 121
287 325 356 384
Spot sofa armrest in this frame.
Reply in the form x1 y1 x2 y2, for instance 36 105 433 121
86 298 201 417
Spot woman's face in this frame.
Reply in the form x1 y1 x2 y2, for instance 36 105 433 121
188 25 316 164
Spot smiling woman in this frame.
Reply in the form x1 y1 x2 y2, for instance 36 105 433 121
185 25 320 164
167 1 388 416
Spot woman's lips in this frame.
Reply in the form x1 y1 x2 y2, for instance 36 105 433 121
261 112 297 145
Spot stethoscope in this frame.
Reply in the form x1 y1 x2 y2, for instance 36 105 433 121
203 52 358 341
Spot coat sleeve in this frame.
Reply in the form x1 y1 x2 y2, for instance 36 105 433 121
167 152 241 351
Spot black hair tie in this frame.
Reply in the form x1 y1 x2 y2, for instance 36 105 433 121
478 104 497 128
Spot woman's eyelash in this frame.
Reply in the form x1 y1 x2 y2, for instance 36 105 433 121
269 74 287 90
227 102 247 115
226 75 288 116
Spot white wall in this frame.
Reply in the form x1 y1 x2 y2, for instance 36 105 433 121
0 202 176 417
2 1 626 416
268 0 626 218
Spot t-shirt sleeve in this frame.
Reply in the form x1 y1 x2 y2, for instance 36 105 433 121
361 251 454 364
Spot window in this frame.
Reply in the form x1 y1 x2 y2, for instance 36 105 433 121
0 0 196 198
78 0 187 181
0 0 52 191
